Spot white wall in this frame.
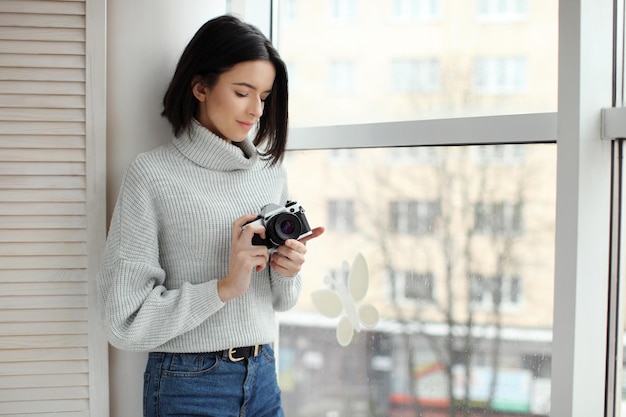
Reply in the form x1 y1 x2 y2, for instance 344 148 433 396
106 1 227 416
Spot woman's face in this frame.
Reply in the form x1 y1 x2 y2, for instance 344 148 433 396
193 60 276 143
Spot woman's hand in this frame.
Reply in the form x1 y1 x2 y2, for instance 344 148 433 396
270 227 325 277
218 214 270 302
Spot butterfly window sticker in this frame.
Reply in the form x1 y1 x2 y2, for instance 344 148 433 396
311 252 380 346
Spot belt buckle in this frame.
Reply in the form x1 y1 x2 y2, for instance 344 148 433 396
228 347 245 362
227 345 260 362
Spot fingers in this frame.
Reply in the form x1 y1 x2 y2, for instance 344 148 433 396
229 217 325 280
232 245 269 272
298 226 325 244
234 214 266 243
271 239 306 277
234 213 259 229
221 214 272 301
270 226 325 276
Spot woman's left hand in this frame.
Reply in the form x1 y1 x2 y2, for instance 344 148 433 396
270 227 325 277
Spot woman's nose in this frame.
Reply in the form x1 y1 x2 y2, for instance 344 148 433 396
249 97 264 117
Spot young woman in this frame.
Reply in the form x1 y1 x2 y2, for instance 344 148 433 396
97 15 324 417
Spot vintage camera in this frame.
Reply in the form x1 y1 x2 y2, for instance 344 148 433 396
243 200 312 250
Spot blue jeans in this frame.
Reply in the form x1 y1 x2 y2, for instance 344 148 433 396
143 345 284 417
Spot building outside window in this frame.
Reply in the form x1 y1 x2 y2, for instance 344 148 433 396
329 61 356 93
389 200 440 235
475 57 528 95
470 274 523 309
331 0 356 22
391 59 441 94
392 270 435 304
474 202 523 235
392 0 442 22
476 0 529 21
388 146 440 165
473 144 525 165
328 199 355 232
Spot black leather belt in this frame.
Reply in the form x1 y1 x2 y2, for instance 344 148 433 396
215 345 263 362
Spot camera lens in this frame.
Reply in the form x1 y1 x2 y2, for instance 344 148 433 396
280 219 296 235
267 213 302 246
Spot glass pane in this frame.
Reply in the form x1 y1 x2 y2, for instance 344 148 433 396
279 143 556 416
274 0 558 127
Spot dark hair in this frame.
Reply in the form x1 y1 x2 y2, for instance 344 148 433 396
162 15 289 165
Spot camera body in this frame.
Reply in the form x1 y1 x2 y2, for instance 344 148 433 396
243 200 312 250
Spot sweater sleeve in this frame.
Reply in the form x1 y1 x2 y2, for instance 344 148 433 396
96 162 225 351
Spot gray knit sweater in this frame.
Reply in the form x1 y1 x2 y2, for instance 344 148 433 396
97 120 301 352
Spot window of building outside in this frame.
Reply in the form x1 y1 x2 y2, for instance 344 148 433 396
273 1 558 415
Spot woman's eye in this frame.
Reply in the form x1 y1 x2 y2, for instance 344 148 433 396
235 91 247 98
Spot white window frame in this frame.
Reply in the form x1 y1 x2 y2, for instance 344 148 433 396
261 1 619 415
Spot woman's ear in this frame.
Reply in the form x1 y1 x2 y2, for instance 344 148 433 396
191 77 208 102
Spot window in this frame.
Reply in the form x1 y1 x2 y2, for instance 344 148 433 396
327 148 355 164
470 274 523 309
329 61 356 93
392 0 442 22
475 57 528 94
391 59 441 93
274 1 561 416
281 0 297 23
328 199 355 232
331 0 356 22
388 146 440 165
473 144 524 165
476 0 529 22
390 200 440 235
282 145 555 416
474 202 523 235
392 270 435 303
276 1 556 127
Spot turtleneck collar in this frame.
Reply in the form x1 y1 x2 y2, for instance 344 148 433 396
172 119 260 172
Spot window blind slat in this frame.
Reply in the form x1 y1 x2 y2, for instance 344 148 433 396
0 373 89 390
0 1 85 15
0 40 84 55
0 149 85 162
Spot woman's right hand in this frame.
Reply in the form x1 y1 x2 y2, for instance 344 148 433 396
217 214 269 302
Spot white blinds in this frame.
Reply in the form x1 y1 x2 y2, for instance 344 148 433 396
0 1 105 416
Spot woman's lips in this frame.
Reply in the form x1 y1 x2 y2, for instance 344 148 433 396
238 121 254 130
